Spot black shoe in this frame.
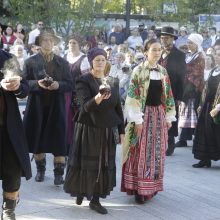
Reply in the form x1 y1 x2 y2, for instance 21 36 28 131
174 140 187 147
135 194 145 204
89 201 108 214
166 145 175 156
76 196 83 205
192 160 211 168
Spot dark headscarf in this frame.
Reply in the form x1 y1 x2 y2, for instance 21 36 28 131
87 47 107 67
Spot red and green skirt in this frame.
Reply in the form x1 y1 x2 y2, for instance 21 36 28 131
121 105 168 199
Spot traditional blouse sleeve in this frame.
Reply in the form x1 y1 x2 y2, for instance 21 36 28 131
124 66 144 124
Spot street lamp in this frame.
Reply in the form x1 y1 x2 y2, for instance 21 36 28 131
125 0 131 38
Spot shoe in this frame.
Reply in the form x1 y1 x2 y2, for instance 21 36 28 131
76 196 83 205
89 201 108 214
192 160 211 168
135 194 145 204
166 145 175 156
174 140 187 147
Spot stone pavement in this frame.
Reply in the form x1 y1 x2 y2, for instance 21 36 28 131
13 143 220 220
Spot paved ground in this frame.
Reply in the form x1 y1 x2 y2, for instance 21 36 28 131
10 141 220 220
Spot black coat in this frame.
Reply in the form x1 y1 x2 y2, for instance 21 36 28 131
23 53 73 155
76 74 125 134
159 46 186 101
0 49 32 180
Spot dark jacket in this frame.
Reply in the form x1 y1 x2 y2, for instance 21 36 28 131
76 74 125 134
159 46 186 101
23 53 73 155
0 49 32 180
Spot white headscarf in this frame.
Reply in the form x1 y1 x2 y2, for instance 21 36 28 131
188 33 203 52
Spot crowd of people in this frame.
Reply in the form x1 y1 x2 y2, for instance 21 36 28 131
0 20 220 219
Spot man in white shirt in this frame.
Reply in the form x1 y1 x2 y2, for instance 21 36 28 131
209 27 219 46
28 21 44 47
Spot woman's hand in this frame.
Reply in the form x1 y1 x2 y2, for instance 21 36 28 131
166 122 172 130
120 134 125 146
210 107 219 118
1 78 20 91
95 92 111 105
135 123 143 138
48 81 59 90
38 79 49 90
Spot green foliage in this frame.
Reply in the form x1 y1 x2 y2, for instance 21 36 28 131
3 0 220 36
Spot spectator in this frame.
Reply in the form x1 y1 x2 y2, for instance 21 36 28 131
109 24 126 45
201 29 212 52
107 36 118 55
209 27 219 46
175 26 188 49
204 54 215 81
28 21 44 47
109 52 125 78
14 23 25 41
138 23 148 42
127 27 143 51
2 25 16 51
13 45 26 70
0 23 4 49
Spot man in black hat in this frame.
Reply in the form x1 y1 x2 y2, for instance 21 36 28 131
23 28 73 185
159 26 186 156
0 49 32 219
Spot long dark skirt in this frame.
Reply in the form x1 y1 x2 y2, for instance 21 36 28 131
193 102 220 161
64 123 116 199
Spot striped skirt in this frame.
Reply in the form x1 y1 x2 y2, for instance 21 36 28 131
121 105 168 198
178 99 197 128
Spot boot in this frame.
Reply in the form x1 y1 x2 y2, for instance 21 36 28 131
1 198 16 220
53 163 65 186
35 158 46 182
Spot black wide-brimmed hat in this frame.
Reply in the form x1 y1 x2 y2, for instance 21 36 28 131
38 27 61 45
159 26 178 40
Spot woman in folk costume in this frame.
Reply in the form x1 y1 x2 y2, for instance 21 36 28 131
176 34 205 147
121 39 176 204
64 48 125 214
193 48 220 168
64 35 90 150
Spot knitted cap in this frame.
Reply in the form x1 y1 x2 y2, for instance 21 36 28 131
87 47 107 67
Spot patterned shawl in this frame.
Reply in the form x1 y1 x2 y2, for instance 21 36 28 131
122 61 176 164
